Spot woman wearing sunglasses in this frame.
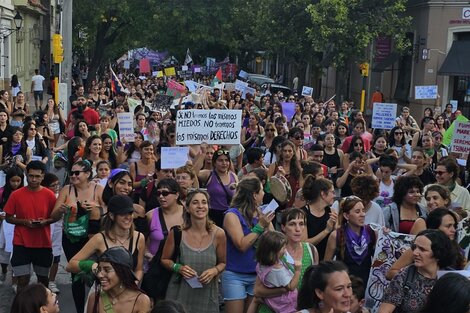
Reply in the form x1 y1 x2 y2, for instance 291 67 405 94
259 122 277 151
241 113 265 149
142 178 184 301
388 126 412 165
50 159 105 313
196 149 238 228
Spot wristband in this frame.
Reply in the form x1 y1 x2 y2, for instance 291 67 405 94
251 223 264 235
172 263 182 273
79 260 96 273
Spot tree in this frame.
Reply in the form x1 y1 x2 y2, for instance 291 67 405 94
73 0 150 87
306 0 412 99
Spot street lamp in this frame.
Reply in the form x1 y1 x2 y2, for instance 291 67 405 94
0 11 23 89
13 12 23 31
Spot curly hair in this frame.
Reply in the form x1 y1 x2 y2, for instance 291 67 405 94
351 175 379 202
414 229 456 269
392 175 424 207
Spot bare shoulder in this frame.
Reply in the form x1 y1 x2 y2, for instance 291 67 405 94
134 292 151 312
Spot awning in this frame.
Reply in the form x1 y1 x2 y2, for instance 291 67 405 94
372 52 401 72
438 41 470 76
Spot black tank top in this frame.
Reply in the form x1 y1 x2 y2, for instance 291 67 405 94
102 232 141 271
322 148 341 168
303 205 331 260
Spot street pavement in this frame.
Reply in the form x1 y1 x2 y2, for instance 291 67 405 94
0 253 78 313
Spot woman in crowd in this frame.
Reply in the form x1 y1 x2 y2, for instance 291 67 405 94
335 121 350 148
66 193 145 282
197 149 237 227
10 283 60 313
254 208 319 313
222 177 274 313
434 115 447 135
10 92 28 128
383 175 427 234
301 176 337 260
350 175 385 226
100 133 118 169
97 115 118 143
342 135 366 169
0 126 31 171
82 135 104 176
301 113 312 140
260 122 277 151
93 160 111 185
0 90 12 113
86 246 151 313
117 131 144 166
22 121 48 164
297 261 352 313
242 113 265 149
129 140 156 203
142 178 184 301
420 272 470 313
263 136 286 166
370 134 388 159
162 190 226 313
388 126 412 164
379 229 457 313
175 164 198 203
50 159 105 313
288 127 307 161
73 120 91 142
44 98 65 149
268 140 302 209
433 157 470 212
324 196 376 284
337 152 373 198
386 208 465 280
395 106 419 144
322 133 344 182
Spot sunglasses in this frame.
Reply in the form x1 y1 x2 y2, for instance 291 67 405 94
434 171 447 176
29 128 36 131
70 170 85 176
354 142 363 147
156 190 177 197
215 150 229 156
266 129 275 132
394 132 403 135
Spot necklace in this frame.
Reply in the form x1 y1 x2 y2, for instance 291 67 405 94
190 230 209 253
112 231 130 246
108 288 126 305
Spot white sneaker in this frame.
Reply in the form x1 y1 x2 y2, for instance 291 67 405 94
11 284 17 294
49 282 60 293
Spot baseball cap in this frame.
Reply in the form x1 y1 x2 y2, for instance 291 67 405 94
98 246 137 280
107 195 134 215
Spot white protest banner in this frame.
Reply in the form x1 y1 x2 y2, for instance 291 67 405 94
123 60 130 69
415 85 438 99
301 86 313 97
176 109 242 145
371 102 397 130
117 112 135 142
449 100 458 112
365 229 415 311
235 79 248 92
451 121 470 153
194 67 201 73
161 147 189 169
182 65 189 71
238 70 249 79
242 86 256 99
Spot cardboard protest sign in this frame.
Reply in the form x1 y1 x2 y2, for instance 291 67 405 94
238 70 249 79
139 59 150 74
451 121 470 153
123 60 130 69
161 147 190 169
301 86 313 97
281 102 295 121
182 65 189 71
235 79 248 92
156 71 164 78
117 112 135 142
224 83 236 91
371 103 397 130
415 85 438 99
152 95 174 111
164 67 176 76
167 80 186 98
193 67 201 73
365 229 415 311
184 80 200 92
176 109 242 145
241 86 255 99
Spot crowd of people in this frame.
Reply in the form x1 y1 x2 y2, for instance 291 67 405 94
0 69 469 313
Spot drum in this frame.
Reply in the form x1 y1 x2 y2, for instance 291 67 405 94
270 174 292 204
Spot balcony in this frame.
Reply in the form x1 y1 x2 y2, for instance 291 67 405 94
14 0 47 15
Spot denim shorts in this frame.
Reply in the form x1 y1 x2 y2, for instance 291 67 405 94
222 270 256 300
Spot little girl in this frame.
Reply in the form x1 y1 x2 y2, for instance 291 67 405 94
255 231 301 313
0 167 24 289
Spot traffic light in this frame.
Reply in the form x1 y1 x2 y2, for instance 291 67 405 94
359 62 369 77
52 34 64 64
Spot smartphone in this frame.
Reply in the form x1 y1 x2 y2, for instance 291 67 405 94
31 220 41 225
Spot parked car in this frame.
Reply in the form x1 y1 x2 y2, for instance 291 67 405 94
246 73 275 86
261 83 291 97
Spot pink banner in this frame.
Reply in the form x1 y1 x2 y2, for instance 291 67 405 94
139 58 150 74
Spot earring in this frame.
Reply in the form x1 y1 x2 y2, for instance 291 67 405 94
120 283 123 289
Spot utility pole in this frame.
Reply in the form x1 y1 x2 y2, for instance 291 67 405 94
61 0 73 112
359 62 369 112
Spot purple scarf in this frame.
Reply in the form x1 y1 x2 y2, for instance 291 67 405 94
344 225 371 265
11 143 21 156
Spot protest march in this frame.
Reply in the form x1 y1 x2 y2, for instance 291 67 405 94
1 56 470 313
